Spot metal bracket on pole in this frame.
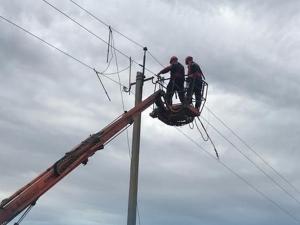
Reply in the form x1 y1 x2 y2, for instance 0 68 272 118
124 76 154 94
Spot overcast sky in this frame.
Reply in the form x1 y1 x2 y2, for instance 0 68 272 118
1 0 300 225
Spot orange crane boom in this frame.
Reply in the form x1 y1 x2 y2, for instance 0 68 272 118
0 90 163 225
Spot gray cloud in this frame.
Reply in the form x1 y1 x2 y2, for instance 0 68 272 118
1 0 300 225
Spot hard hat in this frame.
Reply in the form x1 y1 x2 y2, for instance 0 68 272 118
185 56 193 64
169 56 178 63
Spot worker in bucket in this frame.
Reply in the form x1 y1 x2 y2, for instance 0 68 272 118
157 56 185 106
185 56 205 110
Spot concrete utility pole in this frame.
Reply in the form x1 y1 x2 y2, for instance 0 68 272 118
127 71 144 225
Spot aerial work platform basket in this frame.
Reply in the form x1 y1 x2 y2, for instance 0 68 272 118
150 80 208 126
150 101 200 126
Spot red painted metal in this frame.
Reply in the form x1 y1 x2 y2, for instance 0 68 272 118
0 90 163 225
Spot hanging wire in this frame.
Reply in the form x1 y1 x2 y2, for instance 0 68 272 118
106 26 112 63
101 30 114 75
111 31 125 111
188 121 194 129
104 124 132 146
13 202 36 225
196 117 219 159
93 69 111 101
194 119 209 141
128 57 132 95
102 66 130 76
110 30 132 160
101 53 114 74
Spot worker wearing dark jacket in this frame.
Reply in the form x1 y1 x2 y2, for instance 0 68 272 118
185 56 204 110
157 56 185 105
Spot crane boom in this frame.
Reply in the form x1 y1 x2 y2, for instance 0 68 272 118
0 90 163 225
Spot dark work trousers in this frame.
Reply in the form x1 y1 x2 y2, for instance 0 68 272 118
166 79 185 105
186 77 203 109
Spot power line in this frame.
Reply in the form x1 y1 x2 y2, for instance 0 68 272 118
201 116 300 207
41 0 134 61
148 51 165 68
41 0 160 77
0 15 128 89
205 106 300 196
6 4 296 223
70 0 165 69
42 0 162 86
175 127 300 224
146 45 300 215
81 10 145 222
69 0 145 49
0 15 92 69
146 45 300 219
147 44 300 208
66 0 162 75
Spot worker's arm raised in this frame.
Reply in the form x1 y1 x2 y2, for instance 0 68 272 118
157 65 171 76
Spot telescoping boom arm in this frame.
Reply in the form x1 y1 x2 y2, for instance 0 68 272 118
0 90 163 225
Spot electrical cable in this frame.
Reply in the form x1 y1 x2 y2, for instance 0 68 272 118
13 202 35 225
196 117 219 159
6 4 296 224
0 15 92 69
41 0 133 61
202 116 300 206
154 61 298 219
0 15 128 90
188 121 194 129
69 0 145 49
153 57 300 205
42 0 159 77
94 69 111 101
111 31 125 111
69 0 165 77
128 57 132 95
194 119 209 141
69 0 166 75
205 106 300 196
102 66 130 76
175 127 300 224
103 124 132 146
49 0 158 78
148 51 165 68
106 26 112 63
111 31 132 160
101 41 114 74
